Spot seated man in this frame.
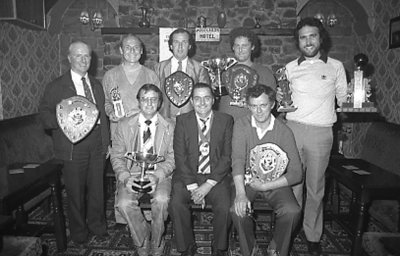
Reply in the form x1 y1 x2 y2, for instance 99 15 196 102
110 84 175 256
169 83 233 256
231 84 302 256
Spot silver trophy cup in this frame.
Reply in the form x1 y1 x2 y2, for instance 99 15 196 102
201 57 237 96
124 151 165 193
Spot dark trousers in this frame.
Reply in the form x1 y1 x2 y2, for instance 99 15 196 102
231 186 301 256
169 175 231 252
62 128 107 242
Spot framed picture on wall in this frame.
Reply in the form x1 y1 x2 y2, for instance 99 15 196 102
389 16 400 49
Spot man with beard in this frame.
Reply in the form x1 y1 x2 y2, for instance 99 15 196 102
284 17 347 255
154 28 210 120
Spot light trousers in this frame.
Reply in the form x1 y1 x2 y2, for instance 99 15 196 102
286 120 333 242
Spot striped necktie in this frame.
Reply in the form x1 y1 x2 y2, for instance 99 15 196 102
198 118 210 174
81 77 94 103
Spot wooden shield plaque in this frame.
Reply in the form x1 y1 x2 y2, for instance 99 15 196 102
245 143 288 184
222 64 258 106
164 71 194 107
56 96 99 144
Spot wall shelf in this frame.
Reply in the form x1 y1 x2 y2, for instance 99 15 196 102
100 27 294 36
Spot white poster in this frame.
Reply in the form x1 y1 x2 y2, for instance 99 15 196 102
159 27 177 62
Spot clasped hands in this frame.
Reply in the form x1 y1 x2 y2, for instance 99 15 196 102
124 173 159 194
190 183 212 209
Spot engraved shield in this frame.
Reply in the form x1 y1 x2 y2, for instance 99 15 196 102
56 96 99 144
165 71 194 107
246 143 288 184
222 64 258 105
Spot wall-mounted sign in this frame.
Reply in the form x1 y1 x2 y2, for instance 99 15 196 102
159 27 176 61
195 27 220 42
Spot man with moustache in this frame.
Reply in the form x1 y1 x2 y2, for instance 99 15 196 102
218 27 277 120
111 84 174 256
284 17 347 255
39 41 110 246
169 83 233 256
103 34 160 141
231 84 302 256
153 28 210 120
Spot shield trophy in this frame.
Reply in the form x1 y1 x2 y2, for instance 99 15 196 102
244 143 288 185
165 71 194 107
275 67 297 112
222 64 258 107
56 96 99 144
201 57 237 96
124 151 165 193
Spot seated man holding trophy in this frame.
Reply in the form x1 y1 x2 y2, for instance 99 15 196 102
169 83 233 256
110 84 175 256
231 84 302 256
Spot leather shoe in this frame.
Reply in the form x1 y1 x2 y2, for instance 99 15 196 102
136 237 150 256
70 239 87 248
95 232 110 242
307 241 321 256
180 243 197 256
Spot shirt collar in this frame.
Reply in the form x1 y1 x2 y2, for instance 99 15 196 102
172 56 188 65
297 51 327 65
251 114 275 132
70 69 88 81
139 113 158 125
195 111 213 123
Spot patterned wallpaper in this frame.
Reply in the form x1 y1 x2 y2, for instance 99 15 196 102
0 22 60 120
342 0 400 158
355 0 400 124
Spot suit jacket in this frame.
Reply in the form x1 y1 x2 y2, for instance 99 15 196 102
39 71 110 160
173 110 233 186
153 58 210 118
110 113 175 183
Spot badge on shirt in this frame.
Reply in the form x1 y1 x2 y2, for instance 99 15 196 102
199 142 210 156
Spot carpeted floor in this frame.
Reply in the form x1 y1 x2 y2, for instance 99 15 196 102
26 192 366 256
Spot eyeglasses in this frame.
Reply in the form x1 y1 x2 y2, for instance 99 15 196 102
140 97 158 104
248 103 270 110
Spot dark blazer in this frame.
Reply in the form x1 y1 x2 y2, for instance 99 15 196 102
173 110 233 185
39 71 110 160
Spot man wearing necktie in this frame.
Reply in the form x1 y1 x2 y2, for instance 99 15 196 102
111 84 175 256
170 83 233 256
153 28 210 120
39 41 110 246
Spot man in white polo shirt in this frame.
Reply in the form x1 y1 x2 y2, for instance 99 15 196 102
284 17 347 256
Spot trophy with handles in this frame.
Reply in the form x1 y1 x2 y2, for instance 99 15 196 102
201 57 237 96
124 152 165 193
275 67 297 112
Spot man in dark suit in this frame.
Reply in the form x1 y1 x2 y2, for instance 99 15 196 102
169 83 233 256
39 41 110 246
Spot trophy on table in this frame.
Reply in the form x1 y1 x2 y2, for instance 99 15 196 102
124 151 165 193
275 67 297 112
341 53 376 112
222 64 258 107
201 57 237 96
110 87 125 118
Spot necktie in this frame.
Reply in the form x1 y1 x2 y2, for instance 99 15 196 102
198 118 210 174
177 60 183 72
143 120 153 153
81 77 94 103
